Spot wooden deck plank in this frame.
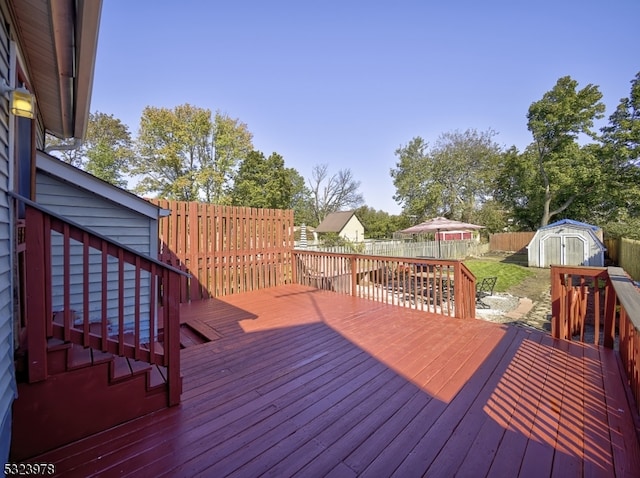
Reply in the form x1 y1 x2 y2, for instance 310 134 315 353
600 347 640 476
417 326 525 478
27 284 640 478
550 338 585 478
582 344 617 477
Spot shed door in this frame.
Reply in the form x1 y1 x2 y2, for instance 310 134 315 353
565 236 586 265
540 234 587 267
542 236 562 267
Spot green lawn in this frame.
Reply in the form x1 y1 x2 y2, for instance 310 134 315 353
463 259 534 293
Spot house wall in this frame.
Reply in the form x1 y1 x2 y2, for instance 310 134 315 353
0 4 15 465
339 216 364 243
36 171 157 340
528 225 605 268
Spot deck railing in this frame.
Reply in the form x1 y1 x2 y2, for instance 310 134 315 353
551 265 640 414
291 251 476 319
18 196 184 405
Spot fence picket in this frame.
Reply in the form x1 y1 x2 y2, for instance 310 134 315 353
150 199 294 302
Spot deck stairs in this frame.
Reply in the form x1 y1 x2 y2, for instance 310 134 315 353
10 197 184 461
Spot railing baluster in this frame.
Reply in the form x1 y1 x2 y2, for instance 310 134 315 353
149 263 156 363
62 223 71 342
83 233 90 347
134 256 141 361
101 241 108 351
118 248 125 356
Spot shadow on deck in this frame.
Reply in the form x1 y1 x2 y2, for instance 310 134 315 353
32 284 640 477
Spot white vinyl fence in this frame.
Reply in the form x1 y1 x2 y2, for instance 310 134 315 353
296 240 488 260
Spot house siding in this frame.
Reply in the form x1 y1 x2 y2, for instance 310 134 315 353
340 215 364 243
0 7 15 465
36 172 156 340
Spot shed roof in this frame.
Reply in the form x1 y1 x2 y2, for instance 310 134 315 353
36 150 168 220
315 210 360 233
541 219 600 231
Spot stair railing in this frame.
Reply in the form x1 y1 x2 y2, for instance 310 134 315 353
15 194 185 405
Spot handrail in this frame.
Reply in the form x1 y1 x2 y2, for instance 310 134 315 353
551 264 640 415
17 194 184 405
291 251 476 319
11 192 186 276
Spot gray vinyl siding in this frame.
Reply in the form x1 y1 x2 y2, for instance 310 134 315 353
36 172 156 341
0 8 15 466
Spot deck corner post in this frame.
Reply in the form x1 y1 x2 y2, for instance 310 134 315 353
24 205 48 383
166 270 182 405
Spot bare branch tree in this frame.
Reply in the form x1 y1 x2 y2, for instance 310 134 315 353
308 164 364 224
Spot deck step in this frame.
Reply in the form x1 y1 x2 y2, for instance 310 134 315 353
67 344 93 370
179 323 210 348
148 365 168 390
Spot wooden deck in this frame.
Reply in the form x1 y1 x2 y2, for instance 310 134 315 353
32 284 640 477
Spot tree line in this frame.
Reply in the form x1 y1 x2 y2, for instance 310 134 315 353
391 72 640 238
46 71 639 239
46 106 364 228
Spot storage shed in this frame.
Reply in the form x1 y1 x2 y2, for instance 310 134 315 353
527 219 606 268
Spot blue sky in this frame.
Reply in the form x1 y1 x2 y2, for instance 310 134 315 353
90 0 639 215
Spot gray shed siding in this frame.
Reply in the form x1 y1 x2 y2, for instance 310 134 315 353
527 224 605 268
36 172 157 341
0 9 15 465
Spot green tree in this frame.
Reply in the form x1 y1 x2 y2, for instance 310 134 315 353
308 164 364 225
132 105 253 202
232 151 292 209
45 111 134 187
287 168 313 226
199 112 253 203
391 129 501 222
133 104 209 201
355 206 404 239
84 112 134 187
526 76 605 226
494 147 542 230
600 71 640 223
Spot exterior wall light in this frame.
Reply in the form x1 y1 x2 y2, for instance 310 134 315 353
1 80 35 119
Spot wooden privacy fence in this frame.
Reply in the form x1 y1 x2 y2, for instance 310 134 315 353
151 200 295 302
619 237 640 281
489 232 535 252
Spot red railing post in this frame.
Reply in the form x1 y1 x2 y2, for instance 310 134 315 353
603 277 617 349
453 262 465 319
550 266 562 339
24 206 48 382
291 251 298 284
165 269 182 406
351 255 357 297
